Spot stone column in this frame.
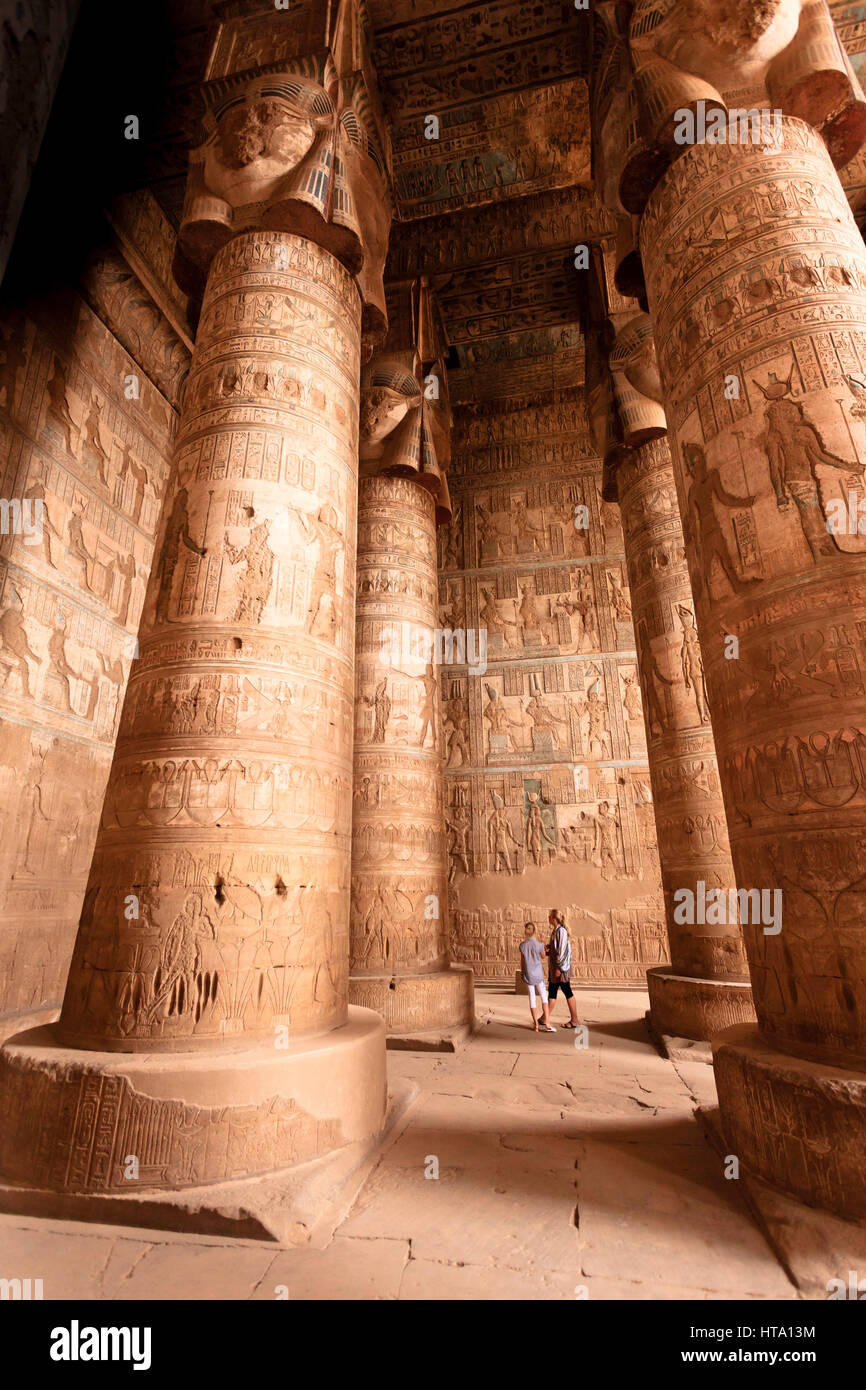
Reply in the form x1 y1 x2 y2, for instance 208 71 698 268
640 120 866 1216
349 475 473 1037
586 256 753 1041
347 284 474 1041
615 435 753 1039
0 2 393 1205
591 0 866 1219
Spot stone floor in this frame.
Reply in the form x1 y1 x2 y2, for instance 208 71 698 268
0 987 802 1300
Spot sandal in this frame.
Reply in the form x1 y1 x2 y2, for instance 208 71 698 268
562 1022 577 1029
541 1024 557 1033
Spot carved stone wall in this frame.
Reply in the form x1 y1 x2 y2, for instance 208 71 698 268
442 393 666 982
0 286 180 1027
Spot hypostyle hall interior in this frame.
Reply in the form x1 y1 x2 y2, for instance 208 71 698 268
1 0 866 1308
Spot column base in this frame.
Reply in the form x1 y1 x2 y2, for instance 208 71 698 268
0 1008 387 1198
646 965 755 1043
348 965 474 1048
714 1023 866 1222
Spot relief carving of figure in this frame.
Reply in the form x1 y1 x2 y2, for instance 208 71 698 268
636 619 675 737
0 593 38 696
677 605 710 723
446 804 471 881
761 393 864 561
487 796 521 873
364 678 391 743
526 793 556 866
524 691 569 749
225 519 275 625
593 800 622 880
82 394 110 485
682 442 759 599
155 487 206 624
44 357 76 452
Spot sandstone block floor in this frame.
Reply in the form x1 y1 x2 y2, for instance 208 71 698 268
0 987 801 1300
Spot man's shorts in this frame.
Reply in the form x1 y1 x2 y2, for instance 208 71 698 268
549 979 573 1000
527 981 548 1007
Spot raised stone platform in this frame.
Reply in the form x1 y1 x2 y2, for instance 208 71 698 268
0 1007 388 1232
699 1102 866 1299
646 966 754 1042
713 1023 866 1223
348 965 474 1049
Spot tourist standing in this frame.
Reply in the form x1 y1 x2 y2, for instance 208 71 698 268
519 922 556 1032
547 909 579 1028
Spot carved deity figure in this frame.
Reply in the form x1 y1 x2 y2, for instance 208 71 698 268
488 801 520 872
526 794 556 866
524 692 569 749
118 443 148 525
82 396 110 485
0 603 38 696
45 358 76 452
446 805 471 881
66 510 98 594
593 801 621 880
365 678 391 743
581 688 610 759
677 605 710 723
155 487 206 624
484 685 522 751
682 442 759 598
609 571 632 622
636 620 675 737
763 396 863 560
225 519 274 624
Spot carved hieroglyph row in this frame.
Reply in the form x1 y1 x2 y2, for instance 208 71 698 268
58 231 363 1052
0 1050 340 1192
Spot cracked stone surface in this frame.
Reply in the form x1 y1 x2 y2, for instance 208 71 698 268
0 989 803 1299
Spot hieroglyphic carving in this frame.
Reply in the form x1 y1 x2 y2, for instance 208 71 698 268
0 293 177 1022
351 476 449 986
0 1046 341 1191
443 398 664 977
450 898 667 983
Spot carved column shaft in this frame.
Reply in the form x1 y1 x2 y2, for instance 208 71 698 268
349 476 454 1012
59 230 359 1051
616 435 753 1037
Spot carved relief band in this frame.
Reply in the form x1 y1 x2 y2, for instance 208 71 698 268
642 116 866 1216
